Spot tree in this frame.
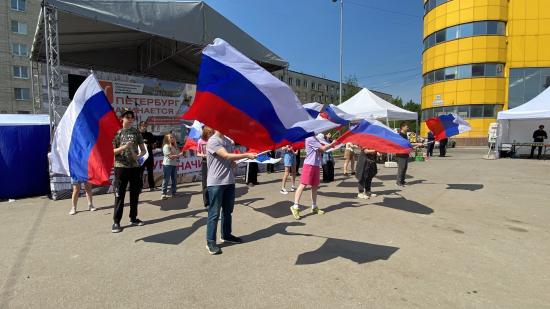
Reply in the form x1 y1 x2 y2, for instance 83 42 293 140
340 75 361 103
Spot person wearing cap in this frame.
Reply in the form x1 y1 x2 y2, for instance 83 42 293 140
111 109 147 233
290 133 338 220
138 121 156 192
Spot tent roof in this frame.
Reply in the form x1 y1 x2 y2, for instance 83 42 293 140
0 114 50 126
31 0 287 83
498 86 550 120
338 88 417 121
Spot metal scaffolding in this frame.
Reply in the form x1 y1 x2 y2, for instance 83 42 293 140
42 3 62 136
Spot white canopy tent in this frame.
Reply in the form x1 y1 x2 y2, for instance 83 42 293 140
497 86 550 155
338 88 418 122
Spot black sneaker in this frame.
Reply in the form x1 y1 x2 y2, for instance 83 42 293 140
111 223 122 233
221 235 243 244
130 219 145 226
206 242 222 255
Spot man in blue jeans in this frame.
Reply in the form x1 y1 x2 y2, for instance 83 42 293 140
206 131 256 255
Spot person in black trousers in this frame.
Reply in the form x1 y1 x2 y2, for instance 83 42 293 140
530 125 548 159
396 122 421 187
139 121 156 191
356 148 378 199
439 138 448 157
246 162 259 186
112 109 146 233
266 150 276 173
427 131 435 157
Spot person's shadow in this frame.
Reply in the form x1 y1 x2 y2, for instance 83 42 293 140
295 237 399 265
372 196 433 214
240 222 311 243
135 216 206 245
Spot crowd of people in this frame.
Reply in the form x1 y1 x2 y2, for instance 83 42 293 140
69 109 447 255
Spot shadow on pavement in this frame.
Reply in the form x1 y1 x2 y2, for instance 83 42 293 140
446 184 484 191
336 180 383 188
149 194 191 211
317 191 362 199
135 217 206 245
143 208 206 226
241 222 310 243
375 174 413 181
295 237 399 265
373 196 434 214
251 200 294 218
235 197 265 207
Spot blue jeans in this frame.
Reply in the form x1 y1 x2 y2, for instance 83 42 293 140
162 165 177 195
206 184 235 243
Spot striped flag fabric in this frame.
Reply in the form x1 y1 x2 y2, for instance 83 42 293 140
426 113 471 141
336 119 412 154
50 74 121 185
183 38 338 150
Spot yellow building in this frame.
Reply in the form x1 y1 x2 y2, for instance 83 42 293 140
421 0 550 145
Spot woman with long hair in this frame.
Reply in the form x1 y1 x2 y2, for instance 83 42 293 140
197 126 214 207
161 133 183 199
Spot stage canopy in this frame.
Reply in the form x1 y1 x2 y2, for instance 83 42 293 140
338 88 417 121
31 0 287 83
497 86 550 151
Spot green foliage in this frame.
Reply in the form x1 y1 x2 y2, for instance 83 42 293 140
340 75 361 103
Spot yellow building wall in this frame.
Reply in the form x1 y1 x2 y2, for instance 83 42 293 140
422 36 507 73
422 0 508 139
423 0 508 39
421 78 507 110
504 0 550 109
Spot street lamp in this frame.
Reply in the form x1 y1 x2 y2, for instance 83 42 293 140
333 0 343 104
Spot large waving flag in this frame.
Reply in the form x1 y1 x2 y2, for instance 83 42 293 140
426 113 471 141
182 120 203 151
322 104 356 126
336 119 412 154
51 74 121 185
303 102 324 119
183 38 338 150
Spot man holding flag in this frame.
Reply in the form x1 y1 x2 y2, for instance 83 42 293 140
111 109 147 233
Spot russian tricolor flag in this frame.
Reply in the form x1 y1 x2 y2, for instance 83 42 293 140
182 120 203 151
336 119 412 154
426 113 471 141
303 102 323 119
51 74 121 185
322 104 356 126
183 38 338 150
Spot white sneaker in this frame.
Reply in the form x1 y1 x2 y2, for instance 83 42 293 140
69 207 76 215
161 194 168 200
357 193 369 200
88 205 97 211
290 186 296 192
368 192 378 198
280 188 289 195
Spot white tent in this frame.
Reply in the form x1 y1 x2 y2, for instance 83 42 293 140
338 88 418 121
497 86 550 155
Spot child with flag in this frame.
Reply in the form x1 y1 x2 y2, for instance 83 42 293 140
290 133 338 220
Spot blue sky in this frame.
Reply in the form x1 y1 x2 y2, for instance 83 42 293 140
203 0 424 103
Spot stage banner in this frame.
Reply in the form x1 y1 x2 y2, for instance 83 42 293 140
43 65 284 200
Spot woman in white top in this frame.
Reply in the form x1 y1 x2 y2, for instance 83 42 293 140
161 133 183 199
343 142 356 176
